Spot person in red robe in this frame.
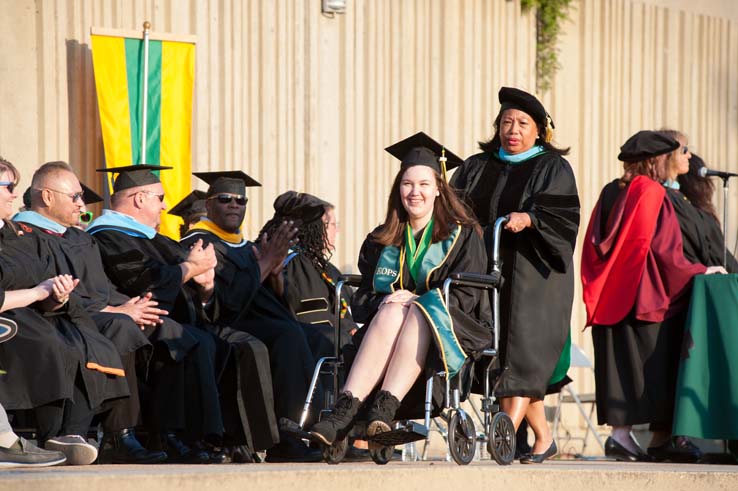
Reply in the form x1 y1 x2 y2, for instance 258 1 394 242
581 130 724 463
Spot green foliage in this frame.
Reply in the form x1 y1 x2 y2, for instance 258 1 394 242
521 0 574 93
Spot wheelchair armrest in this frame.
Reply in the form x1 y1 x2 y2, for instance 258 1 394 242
448 272 501 290
338 274 362 287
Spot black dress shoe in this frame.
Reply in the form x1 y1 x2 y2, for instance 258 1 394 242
648 438 703 463
98 428 168 464
519 440 557 464
163 433 209 464
604 437 651 462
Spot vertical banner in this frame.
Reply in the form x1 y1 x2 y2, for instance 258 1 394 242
90 26 196 239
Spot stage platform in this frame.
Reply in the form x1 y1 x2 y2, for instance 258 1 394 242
1 459 737 491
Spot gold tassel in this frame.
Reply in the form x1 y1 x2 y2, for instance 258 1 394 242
545 114 554 143
440 148 448 181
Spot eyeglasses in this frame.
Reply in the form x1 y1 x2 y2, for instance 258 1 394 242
42 187 84 202
131 190 165 202
0 181 16 193
209 194 247 206
682 146 689 154
79 211 94 224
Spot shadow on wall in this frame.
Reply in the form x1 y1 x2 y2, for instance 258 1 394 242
65 38 107 213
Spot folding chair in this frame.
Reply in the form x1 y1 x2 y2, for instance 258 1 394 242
551 343 606 456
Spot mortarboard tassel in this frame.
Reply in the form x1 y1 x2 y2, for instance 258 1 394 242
440 148 448 182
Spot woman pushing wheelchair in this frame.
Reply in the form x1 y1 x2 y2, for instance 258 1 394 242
309 132 491 448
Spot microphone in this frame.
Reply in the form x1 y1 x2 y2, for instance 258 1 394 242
698 166 738 179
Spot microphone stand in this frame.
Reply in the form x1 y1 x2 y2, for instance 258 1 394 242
721 176 729 268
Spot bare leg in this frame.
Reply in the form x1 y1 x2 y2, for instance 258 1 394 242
343 303 409 400
649 430 670 448
525 399 553 453
500 396 530 430
379 305 432 400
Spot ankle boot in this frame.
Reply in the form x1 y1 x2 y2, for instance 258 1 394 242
98 428 168 464
366 390 401 438
309 392 362 445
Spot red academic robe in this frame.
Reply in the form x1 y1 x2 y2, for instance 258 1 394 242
581 175 706 326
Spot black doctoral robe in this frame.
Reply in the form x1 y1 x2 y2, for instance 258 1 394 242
0 224 128 411
666 189 738 273
283 254 358 357
450 151 580 399
180 229 316 430
90 225 274 449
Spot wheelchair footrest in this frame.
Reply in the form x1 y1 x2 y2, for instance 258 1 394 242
366 420 428 446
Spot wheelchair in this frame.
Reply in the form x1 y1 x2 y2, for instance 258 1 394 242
285 216 515 466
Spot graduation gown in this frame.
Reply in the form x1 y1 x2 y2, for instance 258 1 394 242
0 224 128 411
666 189 738 273
180 228 315 431
283 254 357 357
90 222 274 448
88 225 229 438
581 177 706 427
450 151 580 399
12 219 151 357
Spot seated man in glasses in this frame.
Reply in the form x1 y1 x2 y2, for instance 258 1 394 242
179 171 321 463
13 161 173 464
86 164 276 463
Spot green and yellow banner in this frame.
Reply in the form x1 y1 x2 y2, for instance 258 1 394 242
90 26 196 238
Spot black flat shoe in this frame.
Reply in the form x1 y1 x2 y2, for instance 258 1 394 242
604 437 652 462
648 438 703 463
520 441 557 464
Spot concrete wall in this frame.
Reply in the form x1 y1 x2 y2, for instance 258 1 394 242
1 0 736 436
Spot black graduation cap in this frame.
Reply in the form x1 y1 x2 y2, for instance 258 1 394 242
618 131 679 163
81 183 103 205
272 191 331 225
22 187 31 209
193 170 262 198
384 132 463 180
96 164 172 193
498 86 553 132
167 190 207 218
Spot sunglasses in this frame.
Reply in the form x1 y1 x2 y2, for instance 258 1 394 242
682 146 689 154
45 188 84 202
210 194 247 206
79 211 94 224
0 181 16 193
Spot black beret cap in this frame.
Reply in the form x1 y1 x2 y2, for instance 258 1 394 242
168 190 207 218
96 164 172 193
193 170 261 197
272 191 331 225
618 131 680 163
498 87 553 130
384 131 463 174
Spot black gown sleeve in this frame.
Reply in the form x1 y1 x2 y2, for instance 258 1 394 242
350 236 388 325
93 231 183 306
523 155 580 273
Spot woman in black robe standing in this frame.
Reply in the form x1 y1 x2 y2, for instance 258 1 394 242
308 132 491 447
450 87 580 463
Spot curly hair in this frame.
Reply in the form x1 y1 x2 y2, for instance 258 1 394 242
618 154 669 187
259 214 330 272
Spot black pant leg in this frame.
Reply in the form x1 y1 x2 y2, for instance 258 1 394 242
101 352 140 432
61 369 95 436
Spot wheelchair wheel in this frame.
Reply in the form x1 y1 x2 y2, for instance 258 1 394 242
448 411 476 465
322 437 348 465
487 412 515 465
368 444 393 465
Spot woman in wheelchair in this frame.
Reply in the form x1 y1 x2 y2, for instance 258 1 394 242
309 132 491 447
